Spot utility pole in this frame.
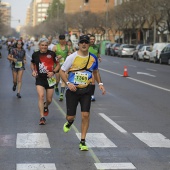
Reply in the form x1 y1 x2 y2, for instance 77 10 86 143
153 16 156 43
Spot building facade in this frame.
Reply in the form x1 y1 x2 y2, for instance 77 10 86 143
65 0 114 14
0 2 11 27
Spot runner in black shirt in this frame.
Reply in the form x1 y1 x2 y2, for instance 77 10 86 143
31 38 60 125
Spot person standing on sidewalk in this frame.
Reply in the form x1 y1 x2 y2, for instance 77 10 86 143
88 34 101 101
52 34 69 101
7 40 26 98
31 38 60 125
60 35 106 151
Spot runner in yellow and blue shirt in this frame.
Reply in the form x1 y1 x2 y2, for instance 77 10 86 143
60 35 106 151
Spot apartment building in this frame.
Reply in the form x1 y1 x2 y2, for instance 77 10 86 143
0 2 11 27
65 0 114 14
114 0 129 6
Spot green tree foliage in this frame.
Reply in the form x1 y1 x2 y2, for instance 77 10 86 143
47 0 64 20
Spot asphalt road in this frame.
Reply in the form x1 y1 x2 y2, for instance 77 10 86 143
0 45 170 170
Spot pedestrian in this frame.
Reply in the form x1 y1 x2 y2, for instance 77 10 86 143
67 39 75 54
7 40 26 98
52 34 69 101
88 34 101 101
48 35 55 51
59 35 106 151
30 38 60 125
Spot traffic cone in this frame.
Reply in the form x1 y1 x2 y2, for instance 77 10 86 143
123 66 128 77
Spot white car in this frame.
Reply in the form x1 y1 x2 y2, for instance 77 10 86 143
149 43 169 63
138 46 151 61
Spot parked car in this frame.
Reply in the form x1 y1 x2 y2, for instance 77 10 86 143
149 43 169 63
159 44 170 65
118 44 136 57
133 44 145 60
138 46 152 61
110 43 121 56
0 40 2 49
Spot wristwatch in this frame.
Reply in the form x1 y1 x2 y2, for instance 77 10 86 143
66 82 70 85
99 83 103 86
53 70 57 74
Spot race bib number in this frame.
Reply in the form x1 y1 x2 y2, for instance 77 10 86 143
74 72 88 85
15 61 22 68
47 76 56 87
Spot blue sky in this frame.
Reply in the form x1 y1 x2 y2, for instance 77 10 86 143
2 0 32 28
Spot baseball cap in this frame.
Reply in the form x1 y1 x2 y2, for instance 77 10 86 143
79 35 90 43
59 34 65 40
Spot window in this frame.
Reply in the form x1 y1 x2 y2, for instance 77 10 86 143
106 0 109 2
85 0 89 3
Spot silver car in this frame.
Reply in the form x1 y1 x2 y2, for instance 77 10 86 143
118 44 136 57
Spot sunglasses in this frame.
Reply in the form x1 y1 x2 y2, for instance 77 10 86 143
79 41 89 44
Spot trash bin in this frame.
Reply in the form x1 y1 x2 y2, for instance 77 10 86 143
100 40 111 55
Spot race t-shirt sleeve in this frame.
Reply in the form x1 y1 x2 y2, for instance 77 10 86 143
61 52 76 71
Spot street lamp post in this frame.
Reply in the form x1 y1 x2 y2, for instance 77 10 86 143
105 0 109 40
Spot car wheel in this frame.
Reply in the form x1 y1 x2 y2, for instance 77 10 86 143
168 59 170 65
142 56 145 62
153 57 157 63
159 57 162 64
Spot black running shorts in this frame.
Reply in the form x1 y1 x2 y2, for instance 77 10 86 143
66 89 91 116
35 77 54 89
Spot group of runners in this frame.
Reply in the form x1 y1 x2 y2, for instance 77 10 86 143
7 34 106 151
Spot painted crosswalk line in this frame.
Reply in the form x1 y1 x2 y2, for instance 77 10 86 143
16 163 56 170
133 133 170 147
16 133 51 148
94 163 136 169
76 133 117 147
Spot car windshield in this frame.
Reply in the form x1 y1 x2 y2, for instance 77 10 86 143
124 45 135 48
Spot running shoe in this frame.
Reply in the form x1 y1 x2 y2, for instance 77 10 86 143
79 142 88 151
44 102 49 116
17 93 21 98
91 96 96 102
39 117 46 125
59 93 63 101
13 84 16 91
54 86 59 96
63 122 71 133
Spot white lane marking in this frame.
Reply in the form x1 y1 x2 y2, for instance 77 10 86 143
99 68 170 92
95 163 136 169
146 68 157 72
99 68 122 76
16 163 56 170
133 133 170 147
99 113 127 133
128 65 137 68
76 133 117 147
16 133 51 148
137 72 156 77
128 76 170 92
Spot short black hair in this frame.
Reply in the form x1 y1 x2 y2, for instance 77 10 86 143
59 34 65 40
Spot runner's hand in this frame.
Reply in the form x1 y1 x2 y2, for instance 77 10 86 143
99 85 106 95
68 83 77 92
32 70 37 77
47 72 54 78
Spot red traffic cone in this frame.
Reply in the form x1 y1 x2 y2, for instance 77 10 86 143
123 66 128 77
